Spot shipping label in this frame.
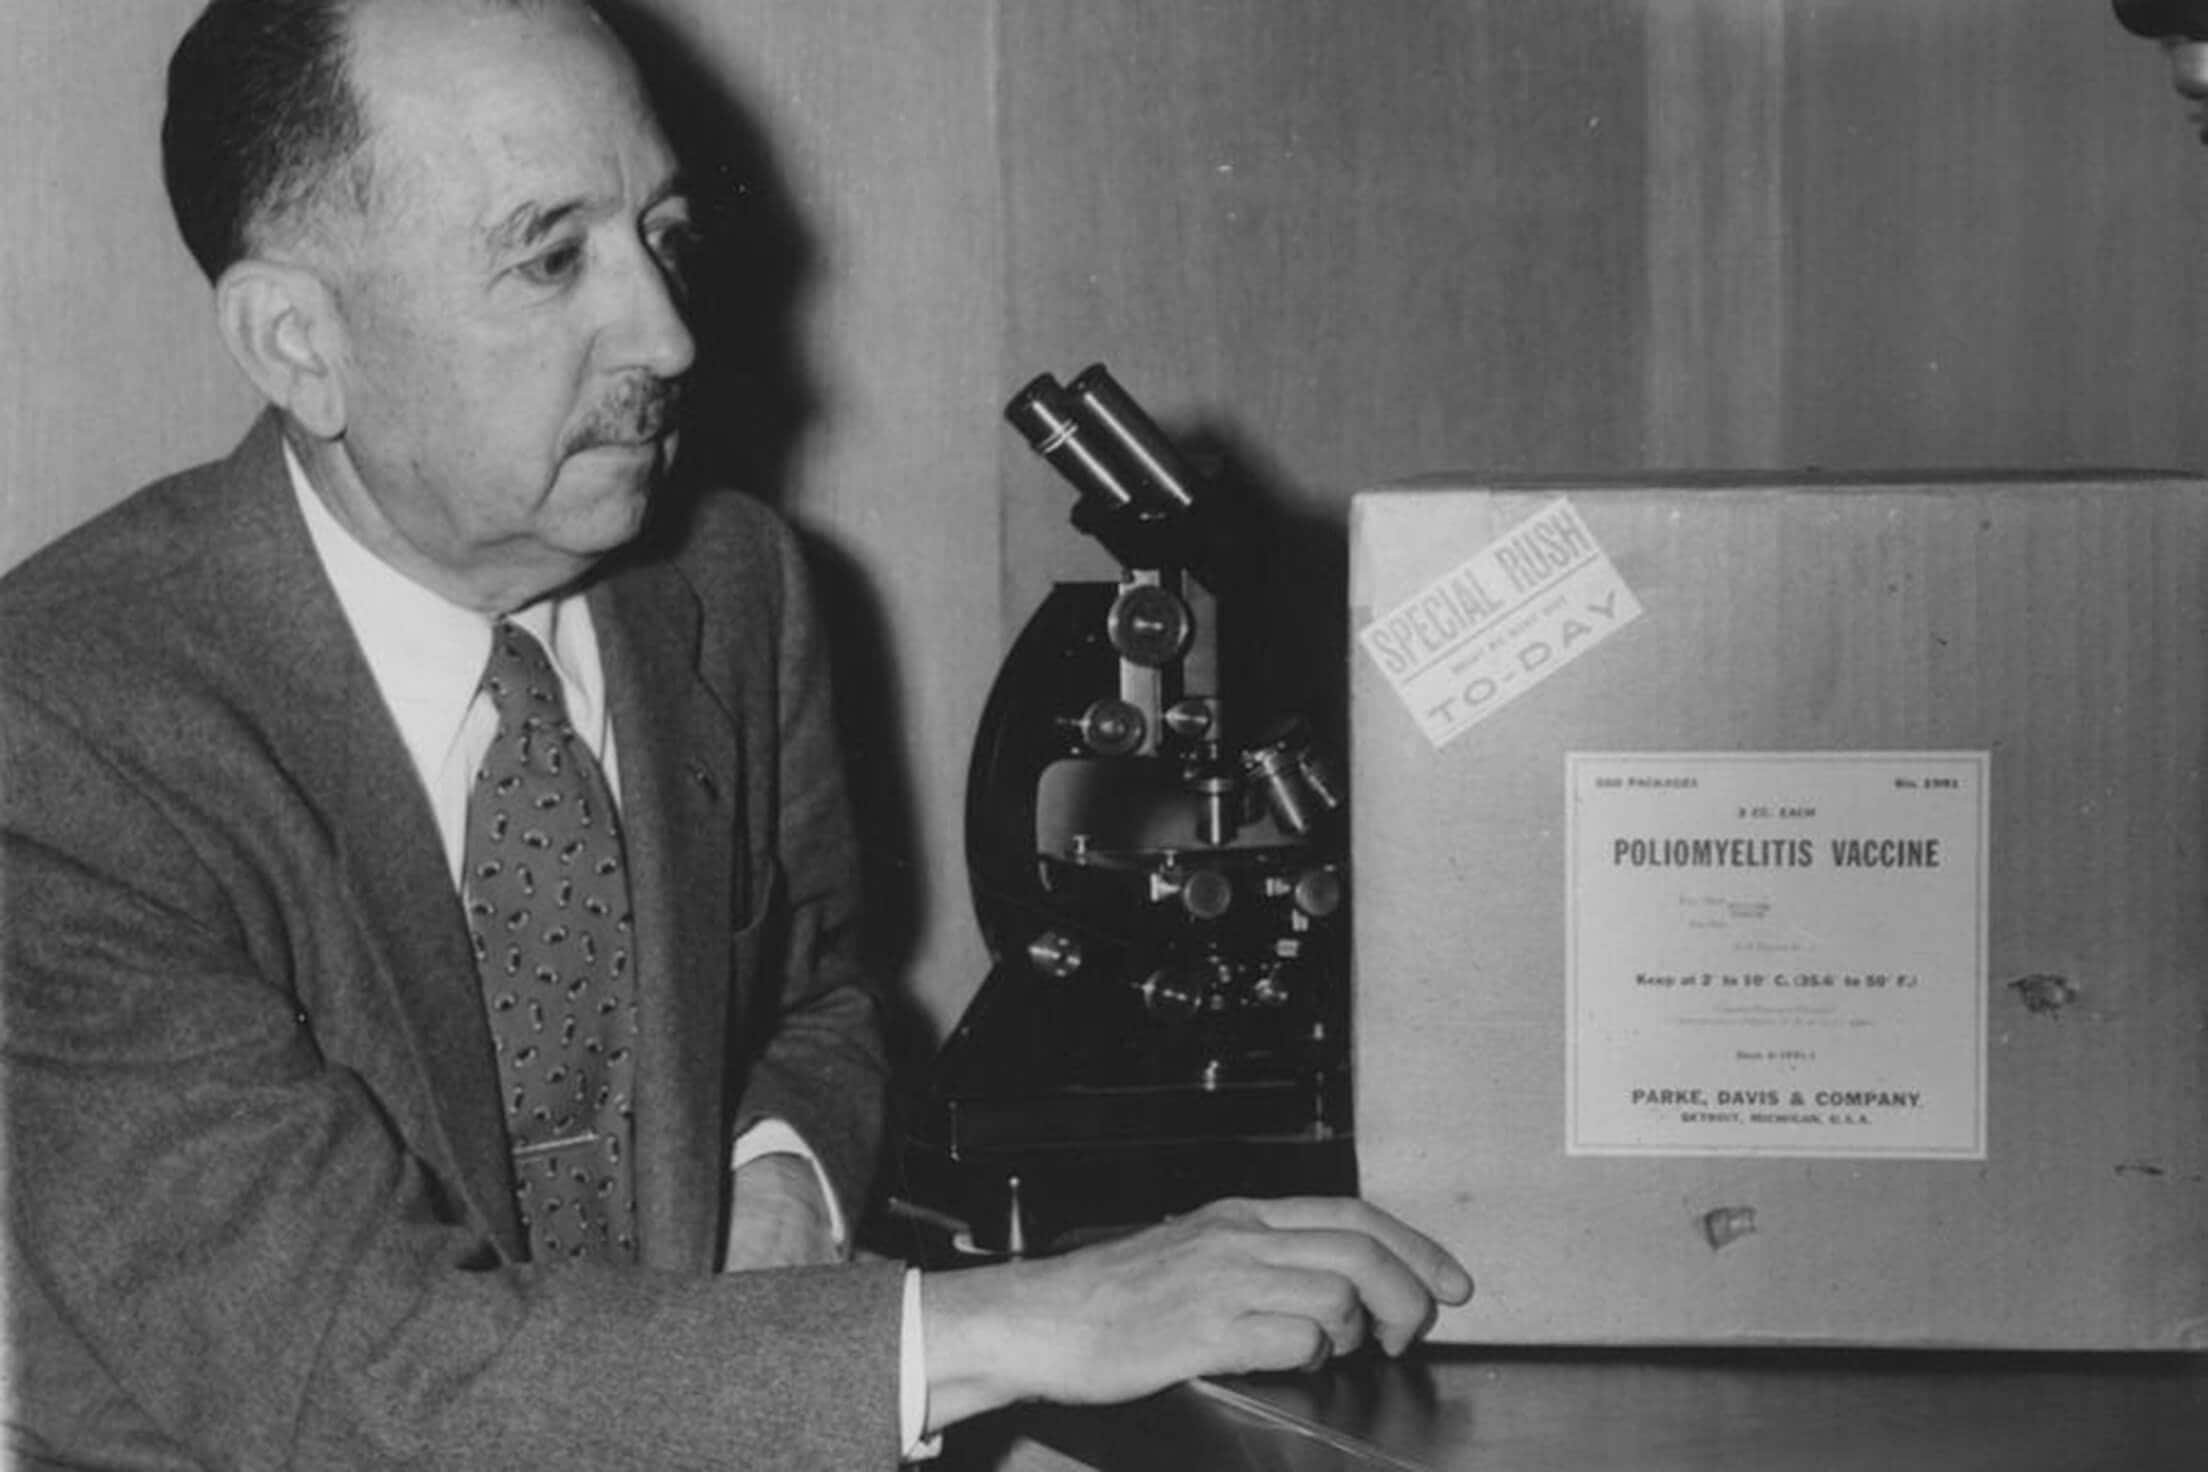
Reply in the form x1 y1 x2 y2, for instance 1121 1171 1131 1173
1566 752 1989 1158
1359 498 1642 747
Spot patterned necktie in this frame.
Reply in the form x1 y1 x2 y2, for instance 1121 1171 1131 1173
462 620 640 1263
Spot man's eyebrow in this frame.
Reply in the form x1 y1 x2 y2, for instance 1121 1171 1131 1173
484 199 585 258
642 171 693 214
483 174 693 257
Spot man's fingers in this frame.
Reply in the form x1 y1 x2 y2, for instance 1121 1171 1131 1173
1233 1312 1337 1376
1236 1196 1474 1305
1238 1264 1373 1360
1181 1197 1469 1357
922 1196 1473 1422
1259 1228 1435 1355
1174 1209 1448 1359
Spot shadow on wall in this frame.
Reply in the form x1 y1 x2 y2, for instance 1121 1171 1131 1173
597 0 812 503
597 1 933 1070
1175 421 1353 769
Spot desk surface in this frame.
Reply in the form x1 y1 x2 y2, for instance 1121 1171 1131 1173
992 1348 2208 1472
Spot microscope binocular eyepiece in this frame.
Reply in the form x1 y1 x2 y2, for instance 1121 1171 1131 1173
1005 364 1201 517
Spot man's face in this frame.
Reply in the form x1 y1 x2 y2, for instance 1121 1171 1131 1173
323 0 696 606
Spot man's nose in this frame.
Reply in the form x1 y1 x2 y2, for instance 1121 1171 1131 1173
607 241 697 382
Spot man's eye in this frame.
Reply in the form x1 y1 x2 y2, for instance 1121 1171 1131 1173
517 241 585 286
647 220 702 285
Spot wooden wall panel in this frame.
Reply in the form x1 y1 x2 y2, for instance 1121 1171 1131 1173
1639 0 2208 476
1641 2 1789 468
994 0 1650 620
0 0 255 571
1774 0 2208 472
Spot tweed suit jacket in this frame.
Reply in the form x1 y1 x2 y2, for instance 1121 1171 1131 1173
1 416 905 1469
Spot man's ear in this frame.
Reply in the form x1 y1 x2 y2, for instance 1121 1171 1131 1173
213 260 350 440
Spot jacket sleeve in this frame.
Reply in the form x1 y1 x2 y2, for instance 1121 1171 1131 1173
709 500 893 1227
2 643 905 1470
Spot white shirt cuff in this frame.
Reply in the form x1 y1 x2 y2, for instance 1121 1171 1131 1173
729 1119 848 1248
900 1267 940 1461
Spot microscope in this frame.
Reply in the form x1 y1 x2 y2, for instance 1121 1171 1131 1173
902 366 1354 1255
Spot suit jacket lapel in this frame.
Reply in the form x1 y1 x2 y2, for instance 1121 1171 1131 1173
200 415 524 1256
192 417 743 1269
594 558 741 1273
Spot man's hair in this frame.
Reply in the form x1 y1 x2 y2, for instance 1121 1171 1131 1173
162 0 375 282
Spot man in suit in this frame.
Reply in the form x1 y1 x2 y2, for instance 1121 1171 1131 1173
0 1 1471 1467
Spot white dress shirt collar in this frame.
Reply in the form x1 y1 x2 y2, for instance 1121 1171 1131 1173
283 439 618 879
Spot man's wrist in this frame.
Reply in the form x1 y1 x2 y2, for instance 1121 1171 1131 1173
917 1260 1053 1433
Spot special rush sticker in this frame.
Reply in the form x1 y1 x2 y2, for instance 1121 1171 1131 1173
1358 498 1641 746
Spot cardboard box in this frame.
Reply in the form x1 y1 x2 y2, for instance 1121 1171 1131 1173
1350 475 2208 1349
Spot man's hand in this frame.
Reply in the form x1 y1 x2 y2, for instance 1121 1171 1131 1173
919 1196 1471 1432
720 1153 843 1271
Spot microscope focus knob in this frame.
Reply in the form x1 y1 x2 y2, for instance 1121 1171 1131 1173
1107 584 1193 667
1292 867 1345 919
1163 699 1215 741
1074 698 1147 756
1150 863 1235 918
1180 867 1235 920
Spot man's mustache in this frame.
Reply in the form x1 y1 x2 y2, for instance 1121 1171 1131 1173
566 376 684 454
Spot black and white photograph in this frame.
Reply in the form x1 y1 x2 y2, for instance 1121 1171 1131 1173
3 3 2204 1468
